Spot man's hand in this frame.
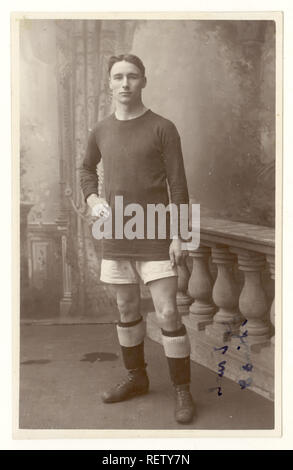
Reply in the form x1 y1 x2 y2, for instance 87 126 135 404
87 194 110 218
169 238 184 267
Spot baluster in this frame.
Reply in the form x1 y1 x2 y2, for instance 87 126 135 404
176 255 192 315
188 245 216 330
266 254 275 344
230 248 270 346
60 233 72 317
205 246 242 342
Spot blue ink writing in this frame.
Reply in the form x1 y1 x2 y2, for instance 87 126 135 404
217 360 226 377
208 386 223 396
236 321 253 390
238 378 252 390
213 346 228 355
210 319 253 396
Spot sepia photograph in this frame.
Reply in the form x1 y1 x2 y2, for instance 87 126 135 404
12 12 281 437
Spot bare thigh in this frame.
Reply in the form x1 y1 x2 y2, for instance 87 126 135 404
110 284 141 323
148 276 181 332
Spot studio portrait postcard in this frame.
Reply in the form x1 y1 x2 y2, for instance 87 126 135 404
11 10 282 440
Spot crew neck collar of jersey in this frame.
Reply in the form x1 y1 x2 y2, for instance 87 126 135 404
114 108 150 122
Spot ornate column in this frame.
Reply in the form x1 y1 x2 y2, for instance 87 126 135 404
85 21 101 130
266 254 275 344
230 248 270 346
176 256 192 315
56 20 73 317
59 234 72 317
20 203 34 319
20 203 34 289
188 245 216 330
205 246 242 341
72 20 99 317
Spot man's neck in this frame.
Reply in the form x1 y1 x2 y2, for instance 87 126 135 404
114 102 148 121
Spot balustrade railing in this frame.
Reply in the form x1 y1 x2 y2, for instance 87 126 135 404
147 215 276 400
182 216 275 346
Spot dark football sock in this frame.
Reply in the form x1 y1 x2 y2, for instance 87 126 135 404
116 317 146 370
161 324 191 385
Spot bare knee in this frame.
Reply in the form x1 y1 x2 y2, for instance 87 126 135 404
155 304 180 331
117 296 140 318
115 286 140 322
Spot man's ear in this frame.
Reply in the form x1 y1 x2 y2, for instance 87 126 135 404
142 76 147 89
108 77 112 90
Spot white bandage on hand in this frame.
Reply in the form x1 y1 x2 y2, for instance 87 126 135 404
87 194 110 218
91 202 110 218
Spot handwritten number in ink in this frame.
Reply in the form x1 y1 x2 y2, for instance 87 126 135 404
240 330 248 341
239 378 252 390
237 330 248 344
218 360 226 377
231 329 248 343
208 386 223 397
214 345 228 355
242 363 253 372
210 321 253 398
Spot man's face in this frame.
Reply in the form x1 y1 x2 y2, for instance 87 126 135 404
109 60 146 105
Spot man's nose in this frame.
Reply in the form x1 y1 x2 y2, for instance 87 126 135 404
122 77 129 88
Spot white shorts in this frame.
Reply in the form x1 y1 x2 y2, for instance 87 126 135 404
100 259 178 285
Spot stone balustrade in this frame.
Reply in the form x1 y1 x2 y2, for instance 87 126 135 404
147 216 276 400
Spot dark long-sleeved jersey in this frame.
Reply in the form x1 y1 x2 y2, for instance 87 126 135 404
80 109 189 260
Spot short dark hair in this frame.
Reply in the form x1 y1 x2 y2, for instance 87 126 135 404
108 54 146 76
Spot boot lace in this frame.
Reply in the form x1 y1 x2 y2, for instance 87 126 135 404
116 376 133 389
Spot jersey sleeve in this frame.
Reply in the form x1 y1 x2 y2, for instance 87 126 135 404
161 121 191 241
161 121 189 207
79 128 102 202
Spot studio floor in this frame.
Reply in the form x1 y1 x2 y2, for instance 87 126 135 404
18 322 274 432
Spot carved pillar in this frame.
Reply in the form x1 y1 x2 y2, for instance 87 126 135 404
85 21 101 130
188 245 216 330
59 233 72 317
176 256 192 315
20 203 34 318
205 246 242 341
231 248 270 345
20 203 34 288
56 20 73 316
266 254 275 344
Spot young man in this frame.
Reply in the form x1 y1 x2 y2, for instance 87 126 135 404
80 54 195 424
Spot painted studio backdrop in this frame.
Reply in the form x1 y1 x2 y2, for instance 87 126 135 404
19 19 275 322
